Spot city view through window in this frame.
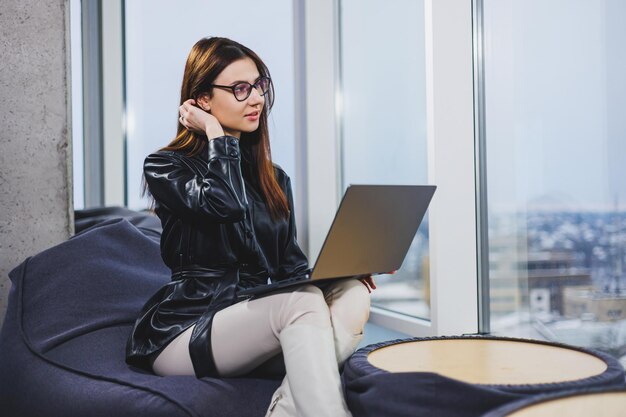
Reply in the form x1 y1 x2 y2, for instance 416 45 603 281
485 0 626 366
339 0 626 359
489 211 626 365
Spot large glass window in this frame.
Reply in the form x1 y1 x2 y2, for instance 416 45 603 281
483 0 626 366
339 0 429 318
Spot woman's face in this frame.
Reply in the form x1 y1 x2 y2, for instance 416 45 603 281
204 57 265 139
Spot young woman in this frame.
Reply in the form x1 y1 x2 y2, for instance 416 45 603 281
125 37 380 417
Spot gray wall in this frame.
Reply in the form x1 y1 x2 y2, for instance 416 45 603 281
0 0 73 326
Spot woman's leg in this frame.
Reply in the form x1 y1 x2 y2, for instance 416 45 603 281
152 284 351 417
153 284 329 377
152 324 196 376
210 284 335 376
214 284 350 417
323 279 372 367
266 280 370 417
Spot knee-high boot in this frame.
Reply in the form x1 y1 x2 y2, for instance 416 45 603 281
265 375 295 417
265 326 361 416
325 279 370 369
268 323 352 417
265 323 360 417
332 318 364 369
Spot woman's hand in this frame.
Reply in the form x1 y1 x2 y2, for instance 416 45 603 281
179 99 225 140
359 270 397 293
359 275 376 293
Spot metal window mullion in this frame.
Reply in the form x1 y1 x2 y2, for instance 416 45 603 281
472 0 491 334
121 0 128 207
334 0 345 199
82 0 104 208
293 0 309 255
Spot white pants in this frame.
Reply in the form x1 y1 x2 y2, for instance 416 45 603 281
152 279 371 377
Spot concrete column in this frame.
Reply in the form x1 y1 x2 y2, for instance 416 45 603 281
0 0 73 326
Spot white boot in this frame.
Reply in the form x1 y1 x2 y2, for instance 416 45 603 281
265 375 296 417
332 319 364 369
278 324 352 417
265 323 360 416
265 326 361 416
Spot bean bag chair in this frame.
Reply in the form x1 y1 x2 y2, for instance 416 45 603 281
482 386 626 417
342 336 626 417
0 211 280 417
73 206 163 236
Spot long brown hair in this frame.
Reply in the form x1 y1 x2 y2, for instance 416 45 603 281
148 37 288 220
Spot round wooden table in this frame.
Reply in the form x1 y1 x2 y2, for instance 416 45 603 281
367 337 608 385
484 388 626 417
342 336 625 417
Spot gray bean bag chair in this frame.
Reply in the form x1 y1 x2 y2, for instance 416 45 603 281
0 211 280 417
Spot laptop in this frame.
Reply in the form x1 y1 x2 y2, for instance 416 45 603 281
236 184 436 300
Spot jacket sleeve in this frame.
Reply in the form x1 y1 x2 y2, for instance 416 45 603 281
143 135 247 223
274 176 310 281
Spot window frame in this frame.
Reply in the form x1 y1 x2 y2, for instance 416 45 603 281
302 0 480 337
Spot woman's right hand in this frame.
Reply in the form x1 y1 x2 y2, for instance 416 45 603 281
179 99 225 140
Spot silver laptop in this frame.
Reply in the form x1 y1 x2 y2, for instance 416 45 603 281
236 184 436 299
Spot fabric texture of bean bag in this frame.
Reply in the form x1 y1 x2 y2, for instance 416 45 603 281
0 212 280 417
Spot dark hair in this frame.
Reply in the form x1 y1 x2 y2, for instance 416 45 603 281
143 37 288 220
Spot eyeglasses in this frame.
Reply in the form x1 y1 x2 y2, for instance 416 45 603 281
210 76 272 102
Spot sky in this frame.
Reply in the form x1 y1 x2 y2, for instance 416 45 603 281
485 0 626 213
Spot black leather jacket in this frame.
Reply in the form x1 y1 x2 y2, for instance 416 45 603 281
126 135 310 377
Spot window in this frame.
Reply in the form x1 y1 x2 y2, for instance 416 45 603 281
339 0 429 319
483 0 626 365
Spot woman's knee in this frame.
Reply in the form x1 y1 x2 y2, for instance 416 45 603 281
280 284 331 328
329 279 371 308
328 280 371 334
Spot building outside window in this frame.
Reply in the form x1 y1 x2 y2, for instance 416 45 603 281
483 0 626 366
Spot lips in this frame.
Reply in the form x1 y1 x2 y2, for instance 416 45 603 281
245 111 260 122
